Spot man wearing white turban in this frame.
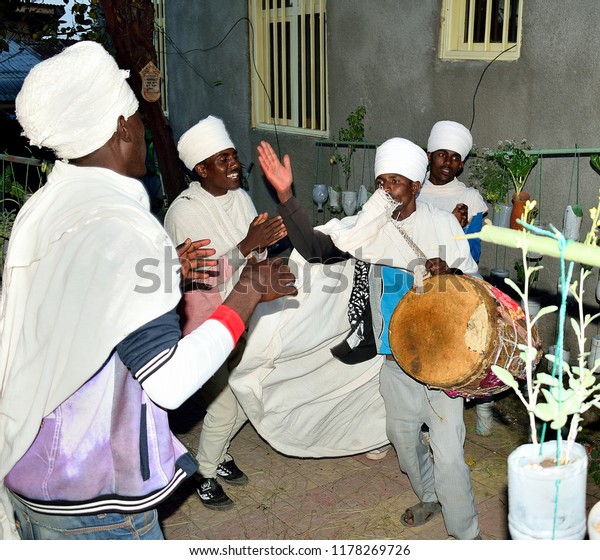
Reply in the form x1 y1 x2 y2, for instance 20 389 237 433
419 120 494 438
164 116 287 511
0 42 296 540
256 139 481 540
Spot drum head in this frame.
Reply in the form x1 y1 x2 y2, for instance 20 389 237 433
389 275 497 390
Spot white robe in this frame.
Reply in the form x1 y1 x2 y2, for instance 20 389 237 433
228 190 478 459
0 162 181 539
229 251 387 457
418 177 488 223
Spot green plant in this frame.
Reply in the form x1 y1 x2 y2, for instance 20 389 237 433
514 258 540 290
468 144 512 207
489 198 600 459
330 105 366 191
494 142 539 197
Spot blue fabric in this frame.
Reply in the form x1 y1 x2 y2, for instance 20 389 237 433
10 495 164 540
464 212 484 263
379 266 413 354
116 307 182 375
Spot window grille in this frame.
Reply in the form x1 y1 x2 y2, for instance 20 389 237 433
249 0 328 135
153 0 169 115
440 0 523 61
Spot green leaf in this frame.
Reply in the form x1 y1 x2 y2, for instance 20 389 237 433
533 402 557 423
535 372 559 386
491 365 520 390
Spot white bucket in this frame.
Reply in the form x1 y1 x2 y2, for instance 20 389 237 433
508 440 588 540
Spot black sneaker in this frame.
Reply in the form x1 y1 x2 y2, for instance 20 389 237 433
216 455 249 485
195 476 235 510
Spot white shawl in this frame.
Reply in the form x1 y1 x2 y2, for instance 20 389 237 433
164 183 261 298
0 162 181 539
323 188 478 275
418 177 488 222
229 250 387 457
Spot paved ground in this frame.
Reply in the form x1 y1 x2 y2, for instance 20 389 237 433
158 395 600 540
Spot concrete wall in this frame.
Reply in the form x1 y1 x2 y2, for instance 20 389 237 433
166 0 600 353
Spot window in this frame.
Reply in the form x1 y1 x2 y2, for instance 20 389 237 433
439 0 523 61
249 0 327 135
152 0 169 115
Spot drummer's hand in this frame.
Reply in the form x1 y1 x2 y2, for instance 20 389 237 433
452 203 469 228
425 257 450 276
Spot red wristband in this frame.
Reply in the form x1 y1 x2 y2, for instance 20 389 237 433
209 305 246 344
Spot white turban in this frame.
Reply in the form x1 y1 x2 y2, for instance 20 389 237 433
374 138 428 184
426 120 473 161
15 41 139 161
177 116 235 171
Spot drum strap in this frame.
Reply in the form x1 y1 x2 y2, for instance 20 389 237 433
392 220 428 260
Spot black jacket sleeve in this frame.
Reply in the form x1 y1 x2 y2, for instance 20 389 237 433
278 197 350 263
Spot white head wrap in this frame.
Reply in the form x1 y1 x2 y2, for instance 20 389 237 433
15 41 139 160
374 138 428 184
177 116 235 171
426 120 473 161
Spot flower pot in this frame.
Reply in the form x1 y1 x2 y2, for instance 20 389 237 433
357 184 369 209
588 501 600 539
312 184 328 211
328 187 340 212
548 345 570 366
491 202 512 228
563 205 582 241
510 192 531 230
341 190 358 216
520 298 541 318
508 440 588 539
588 335 600 371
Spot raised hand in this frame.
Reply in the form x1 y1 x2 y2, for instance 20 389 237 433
238 212 288 257
257 140 294 203
176 238 218 283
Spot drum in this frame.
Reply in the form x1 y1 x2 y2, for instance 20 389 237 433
388 274 542 398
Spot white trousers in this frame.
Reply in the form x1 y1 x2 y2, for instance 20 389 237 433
379 359 479 540
196 360 248 478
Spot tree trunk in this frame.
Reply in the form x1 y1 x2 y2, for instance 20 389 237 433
99 0 186 204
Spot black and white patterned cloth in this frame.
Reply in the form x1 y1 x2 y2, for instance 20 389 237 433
330 259 376 364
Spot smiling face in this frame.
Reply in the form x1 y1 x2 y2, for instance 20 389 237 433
427 149 464 185
195 147 241 196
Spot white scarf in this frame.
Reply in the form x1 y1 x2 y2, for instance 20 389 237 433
164 183 261 298
0 162 181 539
418 177 488 222
165 183 258 258
322 189 478 275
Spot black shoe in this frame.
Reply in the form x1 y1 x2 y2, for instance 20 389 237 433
195 476 235 510
216 455 249 485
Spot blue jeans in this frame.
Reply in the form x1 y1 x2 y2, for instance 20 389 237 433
10 494 164 540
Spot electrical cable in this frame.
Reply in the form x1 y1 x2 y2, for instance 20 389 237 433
469 44 516 131
154 17 281 157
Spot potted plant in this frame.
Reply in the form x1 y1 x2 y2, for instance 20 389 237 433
470 198 600 539
493 142 539 230
330 105 366 193
467 143 512 227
